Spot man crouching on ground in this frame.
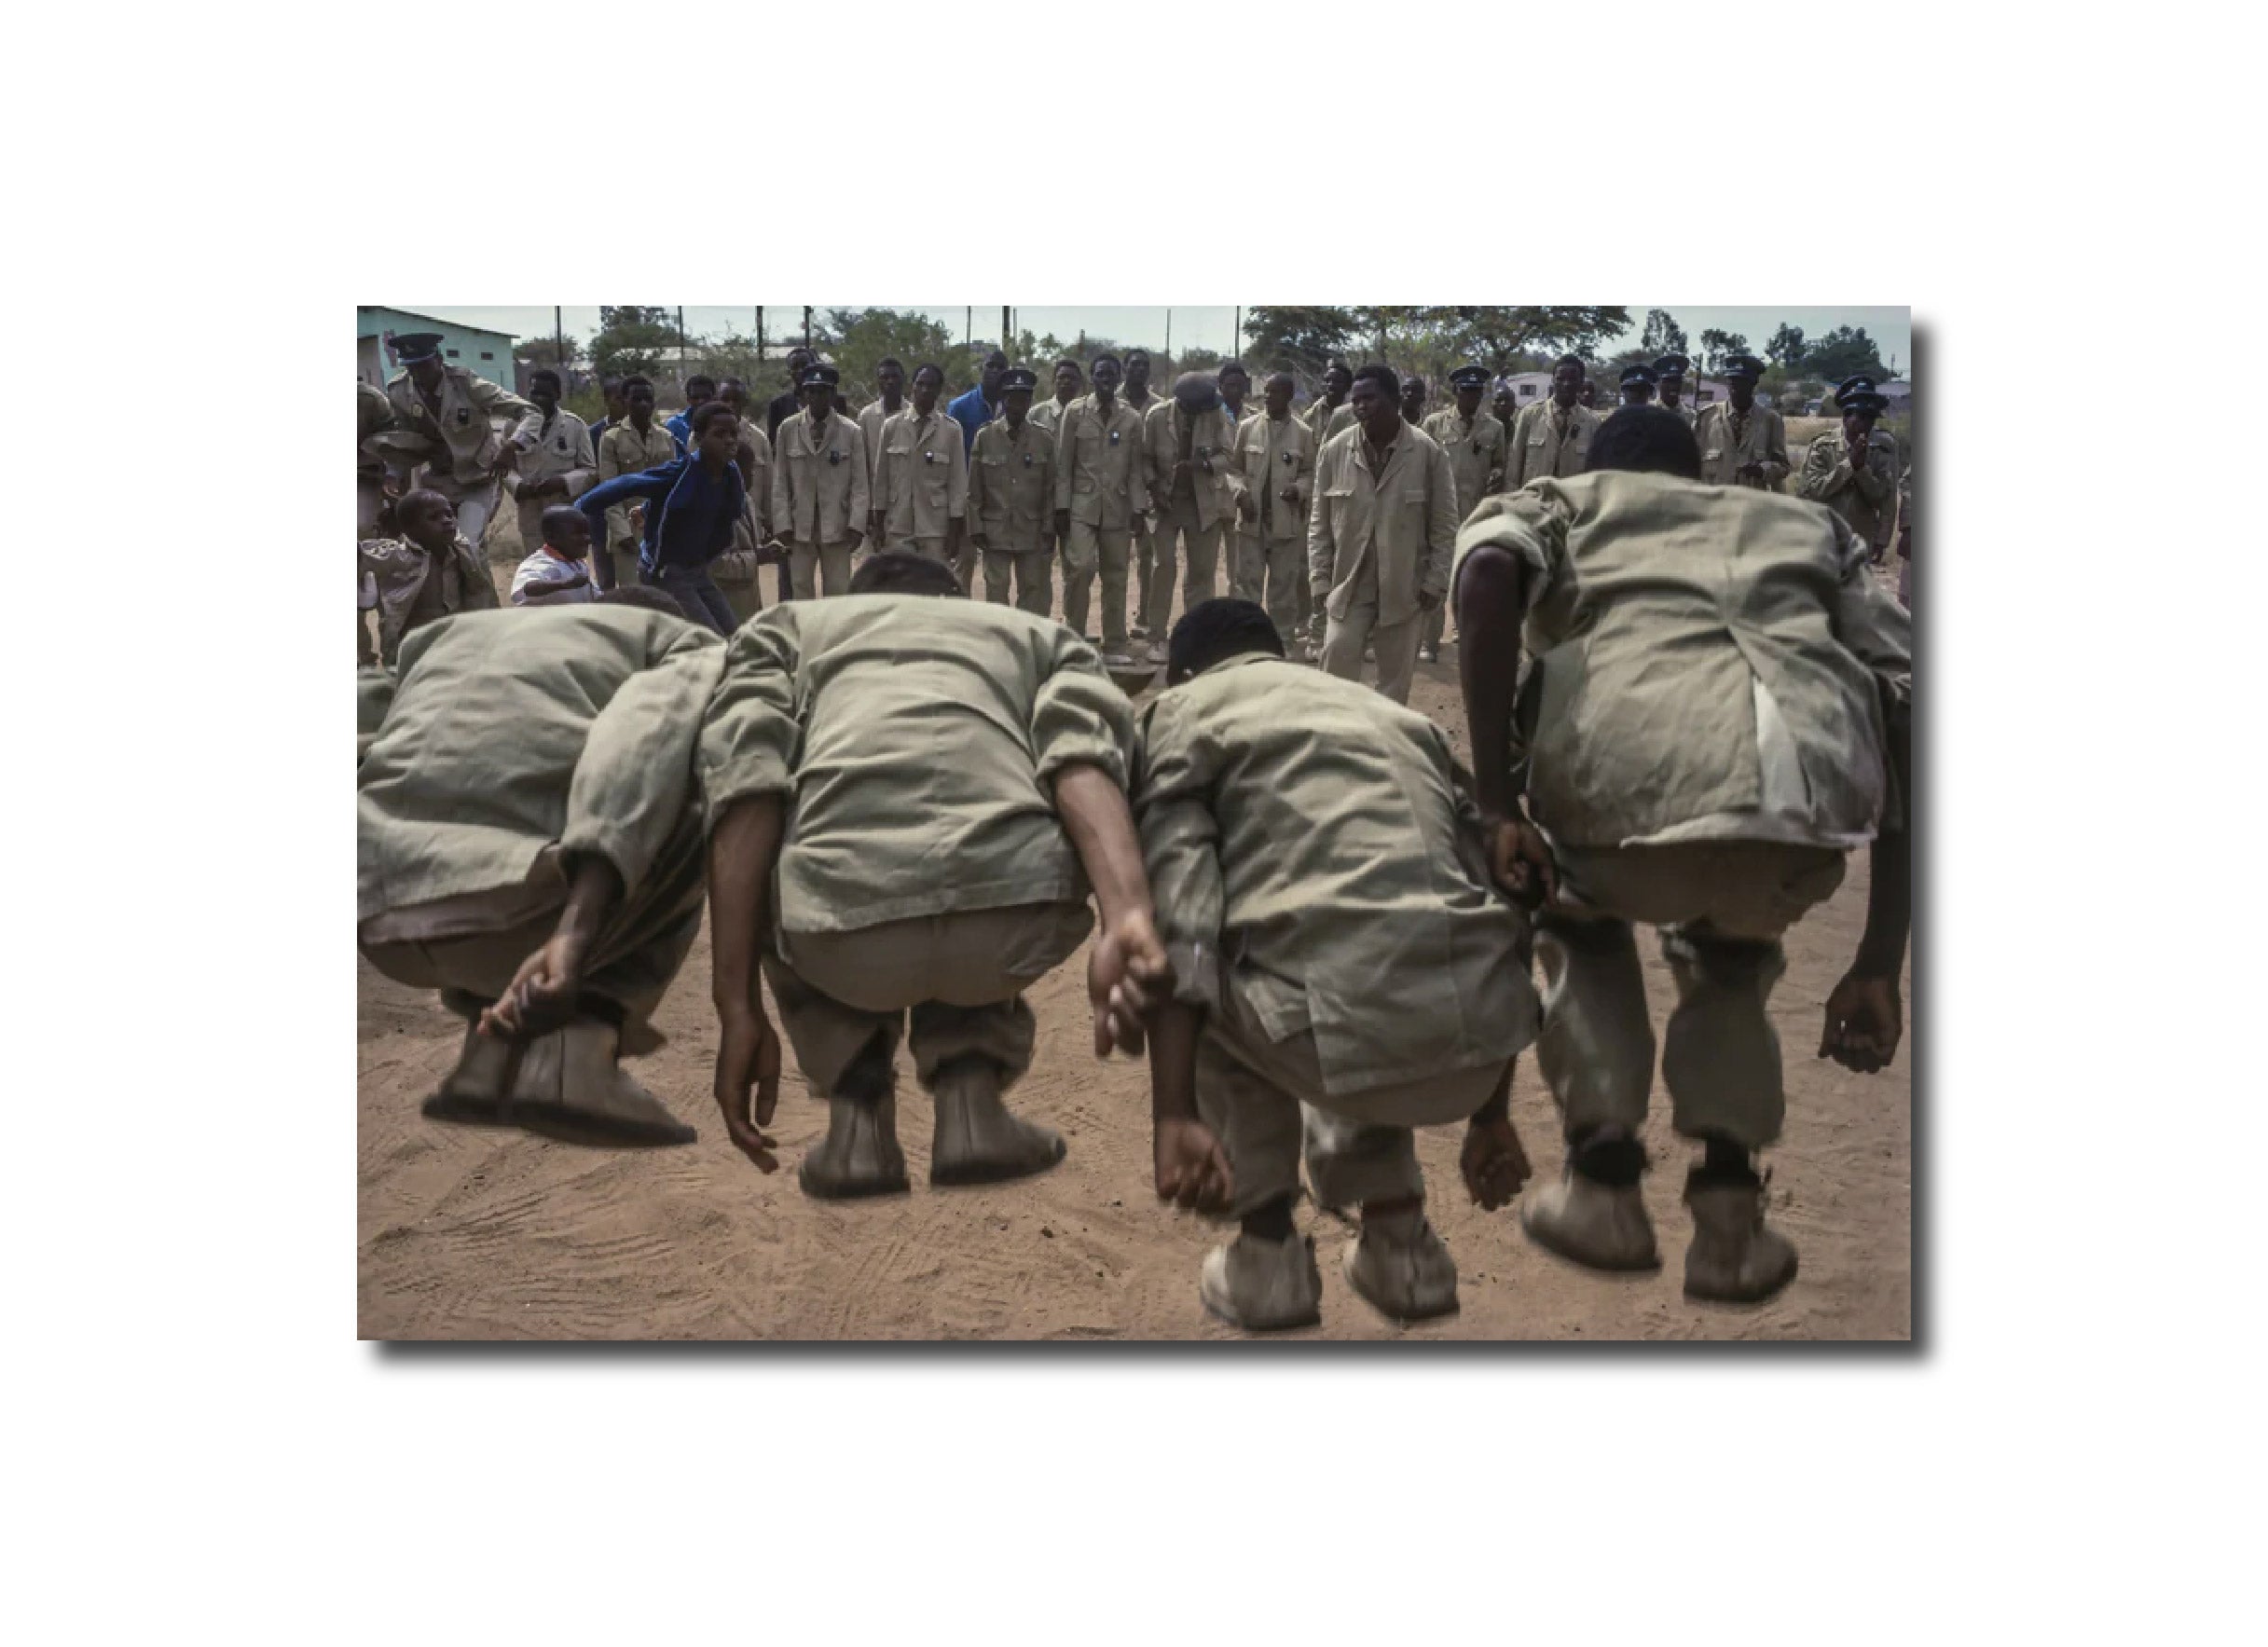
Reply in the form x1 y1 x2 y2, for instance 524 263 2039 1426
1131 598 1541 1332
701 551 1171 1195
357 586 721 1146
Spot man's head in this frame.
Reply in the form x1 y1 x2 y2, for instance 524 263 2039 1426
1579 379 1601 410
529 368 562 414
540 504 592 560
981 350 1009 401
1124 348 1152 392
396 487 458 551
1052 358 1083 402
800 363 840 415
1587 405 1702 481
1399 376 1427 422
876 357 905 402
1840 388 1887 447
1323 358 1354 401
1167 597 1285 686
999 365 1038 425
625 375 656 423
1173 372 1221 417
1618 364 1658 406
600 375 628 419
690 399 741 461
1219 361 1251 405
1450 365 1488 416
597 584 690 620
1350 364 1402 442
1724 352 1763 410
1492 384 1516 422
1653 353 1689 405
682 373 717 411
848 550 966 597
394 332 447 391
1091 352 1123 397
787 346 817 384
911 363 945 415
1263 371 1295 418
717 377 751 415
1551 354 1584 409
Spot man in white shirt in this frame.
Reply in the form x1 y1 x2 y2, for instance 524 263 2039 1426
511 506 600 606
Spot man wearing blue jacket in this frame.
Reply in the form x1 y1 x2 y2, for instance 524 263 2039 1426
947 350 1010 452
577 400 750 635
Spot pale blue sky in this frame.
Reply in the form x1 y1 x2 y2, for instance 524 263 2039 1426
399 306 1912 375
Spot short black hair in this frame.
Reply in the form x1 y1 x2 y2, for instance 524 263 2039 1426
718 376 748 395
1219 359 1250 380
848 551 964 597
1167 597 1285 685
1553 354 1585 375
913 363 945 386
983 350 1010 368
877 357 904 375
622 374 653 395
1091 351 1122 371
539 504 589 549
1125 347 1150 364
684 374 717 397
1587 405 1702 481
689 400 740 436
1054 357 1081 374
597 584 690 620
1353 363 1399 399
529 367 562 392
599 374 625 393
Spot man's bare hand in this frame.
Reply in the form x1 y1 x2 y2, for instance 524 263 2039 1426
1155 1116 1233 1213
1819 970 1903 1073
1089 910 1173 1056
714 1003 783 1171
1461 1113 1533 1211
1486 816 1557 909
1235 490 1257 521
478 932 586 1040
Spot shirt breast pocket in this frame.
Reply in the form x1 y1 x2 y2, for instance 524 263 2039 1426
1527 432 1546 448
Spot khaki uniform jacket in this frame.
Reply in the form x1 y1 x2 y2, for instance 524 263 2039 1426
380 365 543 487
1054 397 1152 528
359 606 724 925
1309 423 1460 628
857 398 909 485
967 419 1058 555
1229 411 1315 542
598 420 680 484
699 596 1134 937
1027 396 1079 441
1795 427 1901 553
771 408 872 545
1132 652 1537 1098
1144 402 1242 531
874 406 969 541
1423 406 1508 520
358 534 501 663
514 409 598 501
1507 398 1599 488
722 424 776 570
1452 471 1912 850
1694 401 1791 490
1305 401 1356 445
1659 401 1699 429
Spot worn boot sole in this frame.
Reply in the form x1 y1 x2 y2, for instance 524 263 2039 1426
1520 1202 1663 1274
1684 1251 1800 1305
1341 1244 1460 1324
930 1133 1067 1187
797 1160 912 1200
419 1091 517 1129
1198 1280 1322 1334
510 1104 697 1148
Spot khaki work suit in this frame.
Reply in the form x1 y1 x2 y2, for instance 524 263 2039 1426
380 366 543 555
1226 411 1315 645
1507 397 1598 489
771 409 871 598
511 409 598 558
357 381 396 665
1117 388 1168 628
1028 394 1081 564
359 608 724 1054
598 419 680 590
700 597 1135 1099
1143 402 1242 639
1133 653 1537 1214
873 406 971 585
1054 396 1152 653
714 423 776 625
1421 405 1508 655
1310 423 1459 706
968 417 1058 616
1452 472 1911 1149
856 397 905 488
1795 426 1901 559
1694 400 1792 490
358 533 501 665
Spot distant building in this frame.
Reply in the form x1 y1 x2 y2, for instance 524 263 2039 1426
1496 370 1729 406
357 306 517 389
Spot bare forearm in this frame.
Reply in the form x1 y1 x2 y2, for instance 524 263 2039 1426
556 855 625 956
1052 762 1154 928
1148 999 1203 1123
708 796 785 1011
1454 547 1528 817
1855 711 1913 977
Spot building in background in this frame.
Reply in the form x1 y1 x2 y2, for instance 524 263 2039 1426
1496 371 1729 406
356 307 518 388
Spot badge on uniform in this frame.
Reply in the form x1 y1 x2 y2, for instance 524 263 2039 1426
923 450 938 465
454 407 471 426
1022 451 1033 468
1281 451 1296 467
1108 430 1120 446
828 449 842 466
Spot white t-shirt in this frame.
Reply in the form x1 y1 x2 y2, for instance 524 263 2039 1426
511 547 598 607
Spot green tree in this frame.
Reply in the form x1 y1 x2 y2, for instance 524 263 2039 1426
822 307 962 405
1805 324 1889 384
1698 328 1752 373
591 306 681 380
514 335 583 371
1241 306 1362 376
1421 307 1632 372
1640 309 1690 359
1766 323 1808 369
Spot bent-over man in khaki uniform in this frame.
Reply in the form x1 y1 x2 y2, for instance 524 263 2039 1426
378 332 543 556
771 363 870 599
597 375 680 590
1227 372 1315 648
1420 364 1507 663
1134 599 1540 1331
510 368 598 559
1140 374 1242 661
1310 364 1459 706
1053 353 1152 663
1507 355 1599 488
1795 377 1900 562
967 366 1057 615
871 364 969 584
702 553 1170 1196
1693 353 1790 489
1453 406 1913 1304
359 593 726 1148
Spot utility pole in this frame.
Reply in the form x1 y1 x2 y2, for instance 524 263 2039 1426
1002 306 1011 354
965 307 972 350
803 307 813 350
1164 308 1172 361
1233 306 1241 359
677 306 687 372
554 305 564 372
757 306 764 363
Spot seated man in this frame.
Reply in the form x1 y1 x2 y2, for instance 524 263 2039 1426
359 488 500 666
1453 405 1913 1303
1132 598 1541 1333
358 591 726 1146
702 551 1169 1197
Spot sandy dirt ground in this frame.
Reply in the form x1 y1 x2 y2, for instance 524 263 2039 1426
357 535 1912 1341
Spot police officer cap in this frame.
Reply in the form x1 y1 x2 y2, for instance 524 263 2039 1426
1172 372 1222 415
1653 353 1689 377
1835 374 1878 399
999 366 1038 393
1619 364 1658 389
1840 389 1889 416
392 332 445 364
1450 365 1491 391
1723 353 1765 380
799 363 841 389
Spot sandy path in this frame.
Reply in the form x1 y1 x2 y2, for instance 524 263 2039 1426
359 553 1910 1340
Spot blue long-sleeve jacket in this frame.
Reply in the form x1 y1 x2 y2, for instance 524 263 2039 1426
578 456 744 575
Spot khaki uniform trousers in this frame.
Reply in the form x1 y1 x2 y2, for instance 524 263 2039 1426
790 537 857 599
1062 520 1134 652
763 901 1093 1098
1146 495 1224 638
1421 597 1449 658
1318 551 1423 705
1132 512 1158 634
1535 839 1849 1152
1196 973 1508 1219
983 549 1054 616
1236 527 1306 649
